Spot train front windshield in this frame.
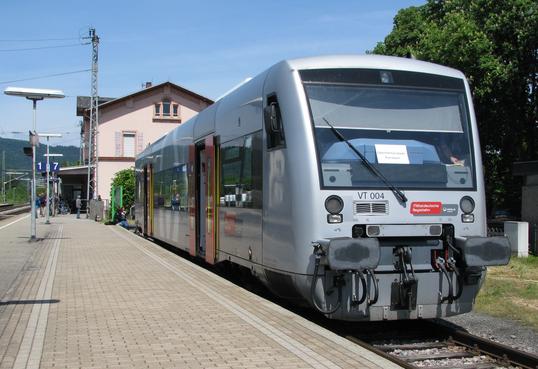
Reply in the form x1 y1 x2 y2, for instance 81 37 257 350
301 69 475 190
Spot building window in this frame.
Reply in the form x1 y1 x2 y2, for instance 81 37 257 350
162 101 170 116
154 100 181 121
123 132 136 157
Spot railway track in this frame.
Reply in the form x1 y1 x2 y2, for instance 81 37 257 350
0 203 30 218
341 319 538 369
0 203 14 211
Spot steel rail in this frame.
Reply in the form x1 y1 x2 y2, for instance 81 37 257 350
341 320 538 369
344 334 418 369
0 203 31 217
425 320 538 369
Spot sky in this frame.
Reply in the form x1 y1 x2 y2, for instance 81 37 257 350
0 0 425 147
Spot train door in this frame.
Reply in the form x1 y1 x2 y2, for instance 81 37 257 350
204 135 217 264
144 164 154 236
143 166 148 233
198 145 207 257
191 136 218 264
188 145 196 256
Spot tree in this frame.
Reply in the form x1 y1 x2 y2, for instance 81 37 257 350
372 0 537 216
110 167 135 211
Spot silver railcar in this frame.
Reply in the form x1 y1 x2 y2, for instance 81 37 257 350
135 55 510 321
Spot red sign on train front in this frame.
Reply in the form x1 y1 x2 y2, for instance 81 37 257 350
410 202 442 215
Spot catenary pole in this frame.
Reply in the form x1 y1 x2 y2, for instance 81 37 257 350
85 27 99 218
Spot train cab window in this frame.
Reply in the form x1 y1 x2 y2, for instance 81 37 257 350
264 94 285 149
301 69 476 190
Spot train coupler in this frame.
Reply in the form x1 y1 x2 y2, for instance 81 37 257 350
391 247 418 310
350 271 366 306
436 257 455 303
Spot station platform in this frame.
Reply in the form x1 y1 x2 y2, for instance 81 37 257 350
0 214 400 369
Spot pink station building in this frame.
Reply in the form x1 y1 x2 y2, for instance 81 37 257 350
59 82 213 209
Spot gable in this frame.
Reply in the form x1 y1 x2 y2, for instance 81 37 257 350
98 82 213 112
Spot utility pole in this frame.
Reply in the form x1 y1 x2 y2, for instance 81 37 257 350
84 27 99 218
1 150 5 203
39 133 62 224
78 120 83 165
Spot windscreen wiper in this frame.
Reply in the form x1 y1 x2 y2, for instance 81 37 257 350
322 117 408 204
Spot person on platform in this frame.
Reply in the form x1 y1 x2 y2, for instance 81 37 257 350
39 194 46 217
35 196 41 218
76 195 82 219
115 207 132 229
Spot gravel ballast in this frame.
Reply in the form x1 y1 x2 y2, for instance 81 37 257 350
441 312 538 355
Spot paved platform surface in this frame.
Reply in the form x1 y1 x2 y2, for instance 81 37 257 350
0 214 35 299
0 214 401 369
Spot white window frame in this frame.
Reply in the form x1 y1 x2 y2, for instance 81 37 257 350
122 131 136 157
154 100 181 121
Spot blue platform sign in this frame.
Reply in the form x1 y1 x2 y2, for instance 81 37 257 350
36 162 60 173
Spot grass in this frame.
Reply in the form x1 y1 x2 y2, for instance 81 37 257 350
475 255 538 330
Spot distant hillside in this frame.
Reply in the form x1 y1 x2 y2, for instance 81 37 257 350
0 136 80 171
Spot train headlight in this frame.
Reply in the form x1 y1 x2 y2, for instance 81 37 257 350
461 214 475 223
459 196 475 214
325 195 344 214
327 214 343 223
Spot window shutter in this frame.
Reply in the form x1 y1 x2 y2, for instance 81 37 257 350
115 132 122 157
136 132 144 154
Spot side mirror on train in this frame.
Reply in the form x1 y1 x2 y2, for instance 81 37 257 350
264 96 285 149
266 102 281 132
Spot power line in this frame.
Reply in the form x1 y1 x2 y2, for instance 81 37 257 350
0 69 91 85
8 130 79 133
0 43 85 52
0 37 80 42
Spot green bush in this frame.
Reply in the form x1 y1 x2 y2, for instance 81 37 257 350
110 167 135 211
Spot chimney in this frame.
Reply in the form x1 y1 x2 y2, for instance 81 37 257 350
145 82 152 89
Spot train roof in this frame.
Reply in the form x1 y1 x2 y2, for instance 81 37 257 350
283 54 465 80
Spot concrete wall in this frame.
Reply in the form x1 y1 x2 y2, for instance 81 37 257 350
521 185 538 225
521 174 538 225
98 161 134 201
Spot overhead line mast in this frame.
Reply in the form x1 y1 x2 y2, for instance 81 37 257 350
85 28 99 215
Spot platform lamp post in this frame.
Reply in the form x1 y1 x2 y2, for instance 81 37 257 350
43 152 63 218
3 87 64 240
39 134 62 224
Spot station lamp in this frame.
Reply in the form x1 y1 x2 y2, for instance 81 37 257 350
4 87 65 240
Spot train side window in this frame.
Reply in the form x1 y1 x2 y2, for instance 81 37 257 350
264 94 285 149
220 131 262 209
